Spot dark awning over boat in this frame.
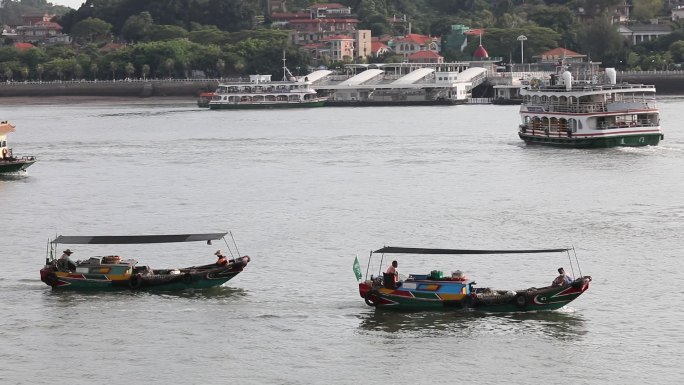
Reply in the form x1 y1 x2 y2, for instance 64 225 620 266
52 233 228 245
373 246 570 254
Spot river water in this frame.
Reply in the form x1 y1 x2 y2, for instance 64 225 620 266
1 97 683 384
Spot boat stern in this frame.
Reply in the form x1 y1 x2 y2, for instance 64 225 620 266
359 281 373 298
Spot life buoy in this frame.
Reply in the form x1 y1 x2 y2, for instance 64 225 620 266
1 148 7 158
128 273 142 289
514 293 528 309
364 291 377 307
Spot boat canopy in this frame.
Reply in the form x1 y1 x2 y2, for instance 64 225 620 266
0 121 16 135
52 233 228 245
373 246 571 255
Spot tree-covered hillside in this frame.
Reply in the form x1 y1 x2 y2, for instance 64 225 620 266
0 0 681 82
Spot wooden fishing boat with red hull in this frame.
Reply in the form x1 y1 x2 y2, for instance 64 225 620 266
40 232 250 291
357 246 591 312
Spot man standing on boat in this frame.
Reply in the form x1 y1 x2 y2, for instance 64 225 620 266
552 267 573 287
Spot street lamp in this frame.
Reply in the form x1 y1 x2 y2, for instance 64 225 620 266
517 35 527 65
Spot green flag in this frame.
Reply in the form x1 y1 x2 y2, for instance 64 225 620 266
353 256 362 281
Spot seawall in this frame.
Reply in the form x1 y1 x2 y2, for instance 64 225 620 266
618 71 684 95
0 71 682 99
0 79 219 98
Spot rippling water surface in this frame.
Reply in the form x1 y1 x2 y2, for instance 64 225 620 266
1 97 683 384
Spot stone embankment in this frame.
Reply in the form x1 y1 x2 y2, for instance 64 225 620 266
0 79 219 98
0 71 682 99
618 71 684 95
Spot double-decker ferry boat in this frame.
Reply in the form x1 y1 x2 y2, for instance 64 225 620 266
208 74 327 110
518 64 663 148
208 56 328 110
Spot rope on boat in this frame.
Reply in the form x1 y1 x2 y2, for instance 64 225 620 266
565 249 576 279
571 246 583 278
364 250 373 280
221 237 235 259
229 231 241 257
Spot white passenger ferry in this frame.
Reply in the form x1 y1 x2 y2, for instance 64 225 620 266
208 74 327 110
518 64 663 148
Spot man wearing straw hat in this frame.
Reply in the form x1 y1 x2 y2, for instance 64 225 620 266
58 249 76 272
214 250 228 266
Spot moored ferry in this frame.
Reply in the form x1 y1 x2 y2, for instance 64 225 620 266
208 74 327 110
518 64 663 148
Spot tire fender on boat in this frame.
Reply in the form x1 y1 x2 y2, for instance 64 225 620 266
364 291 377 307
514 293 528 309
129 273 142 289
44 272 58 287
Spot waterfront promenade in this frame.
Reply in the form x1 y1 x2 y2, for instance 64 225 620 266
0 70 683 98
0 78 219 98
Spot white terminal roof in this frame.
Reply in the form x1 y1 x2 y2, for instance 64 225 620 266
457 67 487 82
392 68 435 84
338 69 384 85
301 70 332 83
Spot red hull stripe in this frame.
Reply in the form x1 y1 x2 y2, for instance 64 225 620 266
521 108 657 116
572 129 661 137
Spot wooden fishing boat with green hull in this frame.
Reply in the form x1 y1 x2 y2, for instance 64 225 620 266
39 232 250 291
356 246 591 312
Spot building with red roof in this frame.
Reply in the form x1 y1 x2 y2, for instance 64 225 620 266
309 3 352 18
408 50 444 64
14 42 34 51
287 18 359 33
535 48 586 63
371 41 391 57
9 14 70 44
275 2 370 60
392 33 441 59
99 43 126 53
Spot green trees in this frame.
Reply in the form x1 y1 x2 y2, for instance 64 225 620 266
577 17 625 67
121 12 154 43
70 17 113 44
59 0 259 35
632 0 665 22
4 0 684 80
